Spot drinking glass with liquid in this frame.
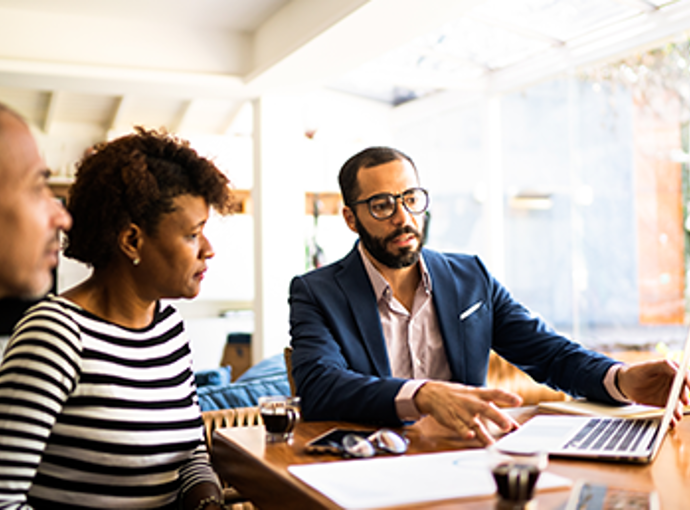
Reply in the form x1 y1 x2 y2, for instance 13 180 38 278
489 448 547 509
259 395 301 443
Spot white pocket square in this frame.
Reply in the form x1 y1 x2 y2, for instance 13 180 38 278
459 301 483 320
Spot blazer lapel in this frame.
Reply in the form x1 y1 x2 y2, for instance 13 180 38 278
424 249 466 382
334 246 392 377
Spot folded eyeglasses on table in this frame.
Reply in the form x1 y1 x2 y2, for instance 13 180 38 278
338 429 409 458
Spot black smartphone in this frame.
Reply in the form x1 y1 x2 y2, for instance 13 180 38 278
305 427 376 454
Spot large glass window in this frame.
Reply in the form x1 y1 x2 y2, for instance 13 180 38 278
394 42 689 355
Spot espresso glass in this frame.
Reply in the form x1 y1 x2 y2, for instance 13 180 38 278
489 449 547 509
259 395 301 443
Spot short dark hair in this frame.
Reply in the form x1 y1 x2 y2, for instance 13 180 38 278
338 146 417 205
64 127 234 269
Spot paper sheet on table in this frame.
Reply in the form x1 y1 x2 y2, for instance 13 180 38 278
288 449 571 509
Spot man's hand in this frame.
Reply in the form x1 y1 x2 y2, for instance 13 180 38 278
413 381 522 445
617 359 690 423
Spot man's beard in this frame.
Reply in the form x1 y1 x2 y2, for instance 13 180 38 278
354 216 423 269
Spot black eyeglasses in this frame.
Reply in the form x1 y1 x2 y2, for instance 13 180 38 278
349 187 429 220
341 429 409 458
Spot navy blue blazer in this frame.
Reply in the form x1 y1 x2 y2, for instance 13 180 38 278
289 244 617 425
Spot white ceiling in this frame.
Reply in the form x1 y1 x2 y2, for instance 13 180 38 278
0 0 288 31
1 0 689 137
0 0 484 136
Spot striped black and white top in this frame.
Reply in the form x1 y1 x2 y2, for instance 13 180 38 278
0 295 220 509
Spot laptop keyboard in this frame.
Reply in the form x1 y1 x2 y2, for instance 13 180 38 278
563 418 656 452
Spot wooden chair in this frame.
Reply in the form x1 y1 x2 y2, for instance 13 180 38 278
202 407 263 510
284 346 296 397
487 351 568 405
282 346 564 404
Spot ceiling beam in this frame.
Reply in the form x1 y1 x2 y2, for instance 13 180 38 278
0 58 246 100
107 96 129 132
246 0 484 94
41 90 60 134
0 5 250 76
222 100 251 136
250 0 369 78
467 13 565 46
170 100 194 133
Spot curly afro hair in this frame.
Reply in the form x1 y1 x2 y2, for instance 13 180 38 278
64 127 234 269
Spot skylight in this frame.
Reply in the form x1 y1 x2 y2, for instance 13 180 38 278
330 0 688 105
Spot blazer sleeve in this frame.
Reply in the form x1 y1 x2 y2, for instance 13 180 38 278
288 274 407 426
476 257 619 404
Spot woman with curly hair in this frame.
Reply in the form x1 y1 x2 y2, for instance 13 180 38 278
0 128 234 510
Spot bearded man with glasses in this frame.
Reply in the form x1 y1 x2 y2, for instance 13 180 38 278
288 146 689 446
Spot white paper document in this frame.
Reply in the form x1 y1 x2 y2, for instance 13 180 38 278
288 449 571 509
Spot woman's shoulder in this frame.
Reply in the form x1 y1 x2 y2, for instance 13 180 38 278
9 294 84 357
18 294 82 329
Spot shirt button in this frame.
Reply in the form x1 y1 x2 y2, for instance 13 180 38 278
415 358 422 366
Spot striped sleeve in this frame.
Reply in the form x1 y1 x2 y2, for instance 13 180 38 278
0 300 82 510
177 380 221 499
177 444 221 498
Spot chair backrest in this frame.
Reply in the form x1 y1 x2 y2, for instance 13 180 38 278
201 407 261 508
284 346 296 397
201 406 262 452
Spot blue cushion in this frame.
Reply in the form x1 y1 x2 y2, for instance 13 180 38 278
236 352 286 382
196 353 290 412
195 366 232 387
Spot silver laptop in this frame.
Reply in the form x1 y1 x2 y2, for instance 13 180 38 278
495 330 690 464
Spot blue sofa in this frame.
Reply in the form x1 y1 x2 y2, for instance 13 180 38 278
195 353 291 411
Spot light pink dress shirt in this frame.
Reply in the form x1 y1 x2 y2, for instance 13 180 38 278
358 244 451 420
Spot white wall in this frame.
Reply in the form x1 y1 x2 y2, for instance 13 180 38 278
252 88 394 362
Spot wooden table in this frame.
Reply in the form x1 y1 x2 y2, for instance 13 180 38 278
212 408 690 509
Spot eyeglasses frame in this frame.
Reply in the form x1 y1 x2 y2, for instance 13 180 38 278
348 187 429 220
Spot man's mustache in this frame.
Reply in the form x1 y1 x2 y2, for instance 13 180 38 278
384 225 421 244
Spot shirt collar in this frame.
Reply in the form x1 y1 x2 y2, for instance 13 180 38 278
357 242 432 301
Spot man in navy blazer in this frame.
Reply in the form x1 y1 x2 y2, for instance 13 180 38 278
289 147 688 445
